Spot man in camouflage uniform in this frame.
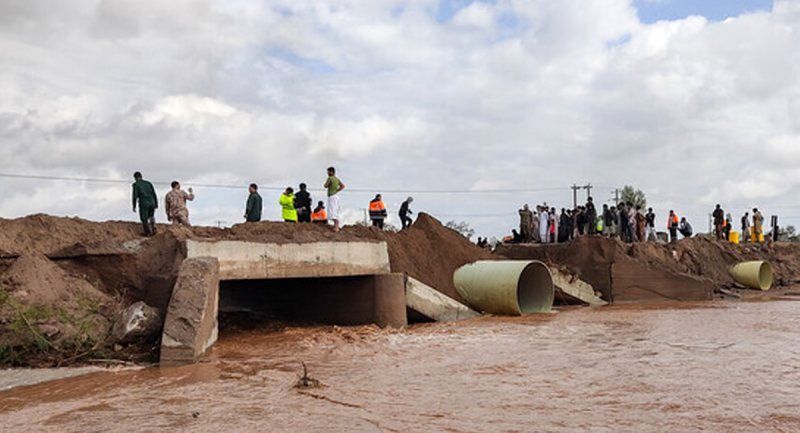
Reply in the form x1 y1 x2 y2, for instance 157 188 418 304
132 171 158 236
165 181 194 226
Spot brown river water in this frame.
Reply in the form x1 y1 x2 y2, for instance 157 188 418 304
1 300 800 433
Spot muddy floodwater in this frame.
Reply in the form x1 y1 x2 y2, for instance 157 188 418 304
2 300 800 433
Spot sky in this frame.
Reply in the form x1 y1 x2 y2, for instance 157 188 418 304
1 0 798 239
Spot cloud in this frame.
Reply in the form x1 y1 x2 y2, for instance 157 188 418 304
1 0 799 236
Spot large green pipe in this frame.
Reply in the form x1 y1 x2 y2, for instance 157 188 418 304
453 260 554 315
729 261 774 291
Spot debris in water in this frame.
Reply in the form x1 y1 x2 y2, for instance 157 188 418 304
295 362 321 388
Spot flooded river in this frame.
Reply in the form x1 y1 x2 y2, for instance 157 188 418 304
1 300 800 433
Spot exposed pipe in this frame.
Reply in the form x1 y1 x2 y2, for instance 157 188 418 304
729 261 774 291
453 260 554 315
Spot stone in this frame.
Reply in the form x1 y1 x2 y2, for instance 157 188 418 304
160 257 220 365
112 301 162 344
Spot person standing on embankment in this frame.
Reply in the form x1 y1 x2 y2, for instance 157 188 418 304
294 183 312 223
741 212 751 242
667 210 679 243
165 181 194 227
244 183 262 222
324 167 345 232
279 187 298 222
519 204 533 242
369 194 387 229
753 208 764 241
712 204 725 240
132 171 158 236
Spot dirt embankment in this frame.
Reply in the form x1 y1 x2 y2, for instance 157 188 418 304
0 212 487 366
496 236 800 302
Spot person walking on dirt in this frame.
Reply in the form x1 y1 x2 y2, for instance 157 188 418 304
741 212 751 242
679 217 693 238
549 207 558 243
399 197 414 229
369 194 388 229
294 183 312 223
279 187 298 222
667 210 679 243
244 183 262 222
132 172 158 236
602 204 613 236
712 204 725 240
753 208 764 241
165 181 194 227
519 204 533 242
324 167 345 232
645 208 656 242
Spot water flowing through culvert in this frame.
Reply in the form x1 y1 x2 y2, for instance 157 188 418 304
2 301 800 433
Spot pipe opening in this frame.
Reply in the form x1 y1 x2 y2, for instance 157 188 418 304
517 262 555 314
759 262 774 290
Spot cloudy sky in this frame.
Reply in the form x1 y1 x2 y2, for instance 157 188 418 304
1 0 798 238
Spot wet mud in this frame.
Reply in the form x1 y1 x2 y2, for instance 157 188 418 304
2 300 800 432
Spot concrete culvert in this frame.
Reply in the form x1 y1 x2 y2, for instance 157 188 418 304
453 260 554 315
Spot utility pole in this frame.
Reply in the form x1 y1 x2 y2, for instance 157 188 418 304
583 183 593 201
610 188 621 205
571 184 580 208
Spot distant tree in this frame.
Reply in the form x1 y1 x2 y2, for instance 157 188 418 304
778 225 800 242
445 220 475 241
620 185 647 208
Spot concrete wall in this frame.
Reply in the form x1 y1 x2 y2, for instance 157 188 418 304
160 257 220 365
186 240 391 280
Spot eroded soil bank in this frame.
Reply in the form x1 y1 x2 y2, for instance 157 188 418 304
2 301 799 433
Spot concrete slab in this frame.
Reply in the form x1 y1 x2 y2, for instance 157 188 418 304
550 268 607 306
406 277 480 322
160 257 220 365
185 239 390 280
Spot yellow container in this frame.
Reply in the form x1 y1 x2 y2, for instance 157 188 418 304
729 231 740 244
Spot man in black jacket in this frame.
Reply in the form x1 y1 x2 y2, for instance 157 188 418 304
294 183 312 223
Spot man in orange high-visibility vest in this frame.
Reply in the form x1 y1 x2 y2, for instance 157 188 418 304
667 210 679 243
369 194 388 229
311 201 327 224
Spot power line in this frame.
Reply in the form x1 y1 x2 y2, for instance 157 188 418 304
0 172 572 195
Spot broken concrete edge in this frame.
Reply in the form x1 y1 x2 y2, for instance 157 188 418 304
405 276 480 322
184 239 391 280
159 256 220 366
549 268 607 306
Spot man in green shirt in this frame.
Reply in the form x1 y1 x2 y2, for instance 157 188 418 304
244 183 262 222
132 171 158 236
323 166 345 232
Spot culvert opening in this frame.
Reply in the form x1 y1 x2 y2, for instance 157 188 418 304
218 275 384 334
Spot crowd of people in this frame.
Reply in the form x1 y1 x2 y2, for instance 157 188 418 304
499 197 770 246
131 167 416 236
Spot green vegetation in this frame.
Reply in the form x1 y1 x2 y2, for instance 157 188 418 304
620 185 647 208
0 285 111 367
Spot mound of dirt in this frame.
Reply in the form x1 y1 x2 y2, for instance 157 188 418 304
0 254 115 365
0 214 143 256
198 220 384 244
382 213 492 302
